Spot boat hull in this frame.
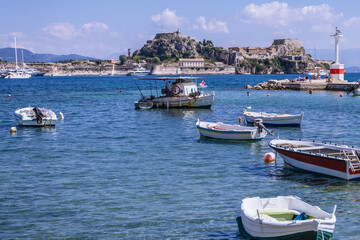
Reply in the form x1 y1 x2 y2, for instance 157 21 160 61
196 120 266 140
14 107 57 127
244 113 303 126
236 217 333 240
269 140 360 180
135 94 215 109
15 118 57 126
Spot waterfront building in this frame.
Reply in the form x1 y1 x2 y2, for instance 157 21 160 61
179 58 204 68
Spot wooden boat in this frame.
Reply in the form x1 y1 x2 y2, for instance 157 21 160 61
134 77 214 109
237 196 336 240
269 139 360 180
14 107 57 126
243 110 303 126
196 119 272 140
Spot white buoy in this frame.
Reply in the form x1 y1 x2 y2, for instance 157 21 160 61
10 126 17 133
264 152 276 163
247 106 252 110
59 112 64 120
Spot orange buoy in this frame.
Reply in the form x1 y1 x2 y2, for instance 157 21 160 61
264 152 276 163
340 93 343 97
239 117 242 124
267 94 270 97
8 94 11 98
120 90 123 93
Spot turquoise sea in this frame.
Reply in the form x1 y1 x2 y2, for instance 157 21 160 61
1 74 360 239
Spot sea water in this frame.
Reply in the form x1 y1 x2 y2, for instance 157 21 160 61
0 74 360 239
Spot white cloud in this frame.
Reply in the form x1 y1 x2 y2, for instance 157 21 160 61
193 16 229 34
343 17 360 28
240 1 342 27
42 22 80 40
151 8 187 28
82 22 109 32
311 24 333 33
43 21 109 40
0 32 34 50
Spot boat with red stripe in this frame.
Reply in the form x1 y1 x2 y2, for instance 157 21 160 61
269 139 360 180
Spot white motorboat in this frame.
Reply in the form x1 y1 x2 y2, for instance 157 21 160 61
305 68 328 77
243 110 303 126
128 63 150 76
196 119 272 140
134 77 215 109
269 139 360 180
22 63 46 77
237 196 336 240
14 107 57 126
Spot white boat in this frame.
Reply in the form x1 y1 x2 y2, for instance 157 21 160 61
305 68 328 77
354 88 360 96
197 80 207 88
269 139 360 180
134 77 215 109
243 110 303 126
14 107 57 126
5 38 31 79
128 63 150 76
22 63 46 77
196 119 271 140
237 196 336 240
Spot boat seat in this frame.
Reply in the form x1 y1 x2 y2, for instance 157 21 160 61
259 210 294 221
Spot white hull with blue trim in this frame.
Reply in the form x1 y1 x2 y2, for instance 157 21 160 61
14 107 57 126
196 119 267 140
243 110 303 126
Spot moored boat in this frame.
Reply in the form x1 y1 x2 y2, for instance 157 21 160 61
237 195 336 240
128 63 150 76
243 110 303 126
269 139 360 180
196 119 272 140
134 77 215 109
14 107 57 126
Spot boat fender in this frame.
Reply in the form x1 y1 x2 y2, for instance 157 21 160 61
264 152 276 163
59 112 64 120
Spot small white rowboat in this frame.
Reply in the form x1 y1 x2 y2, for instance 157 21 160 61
196 119 271 140
269 139 360 180
237 195 336 240
14 107 57 126
243 110 303 126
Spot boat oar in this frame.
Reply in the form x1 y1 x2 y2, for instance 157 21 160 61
214 95 233 109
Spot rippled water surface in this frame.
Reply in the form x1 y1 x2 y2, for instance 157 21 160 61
1 74 360 239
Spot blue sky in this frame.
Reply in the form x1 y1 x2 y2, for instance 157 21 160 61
2 0 360 59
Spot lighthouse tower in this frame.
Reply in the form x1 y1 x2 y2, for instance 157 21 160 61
330 27 344 81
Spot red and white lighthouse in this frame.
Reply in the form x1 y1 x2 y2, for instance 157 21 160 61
330 27 344 81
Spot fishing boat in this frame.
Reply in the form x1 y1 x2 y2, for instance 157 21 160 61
305 68 328 77
196 119 272 140
14 107 57 126
243 110 303 126
134 77 215 109
269 139 360 180
237 196 336 240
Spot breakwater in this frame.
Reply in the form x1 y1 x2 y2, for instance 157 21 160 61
247 79 359 91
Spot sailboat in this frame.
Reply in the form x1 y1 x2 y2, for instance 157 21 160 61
4 37 31 79
21 50 45 77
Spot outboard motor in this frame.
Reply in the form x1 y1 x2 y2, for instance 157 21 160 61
33 107 45 124
254 119 275 135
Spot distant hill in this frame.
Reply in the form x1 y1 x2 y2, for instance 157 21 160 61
0 48 97 63
306 48 360 67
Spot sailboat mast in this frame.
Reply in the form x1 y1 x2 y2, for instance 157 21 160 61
22 49 24 68
14 37 18 71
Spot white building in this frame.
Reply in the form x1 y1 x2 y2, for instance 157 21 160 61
179 58 204 68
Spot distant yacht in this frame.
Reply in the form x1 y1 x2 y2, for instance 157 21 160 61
22 63 46 77
128 63 150 76
4 37 31 79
